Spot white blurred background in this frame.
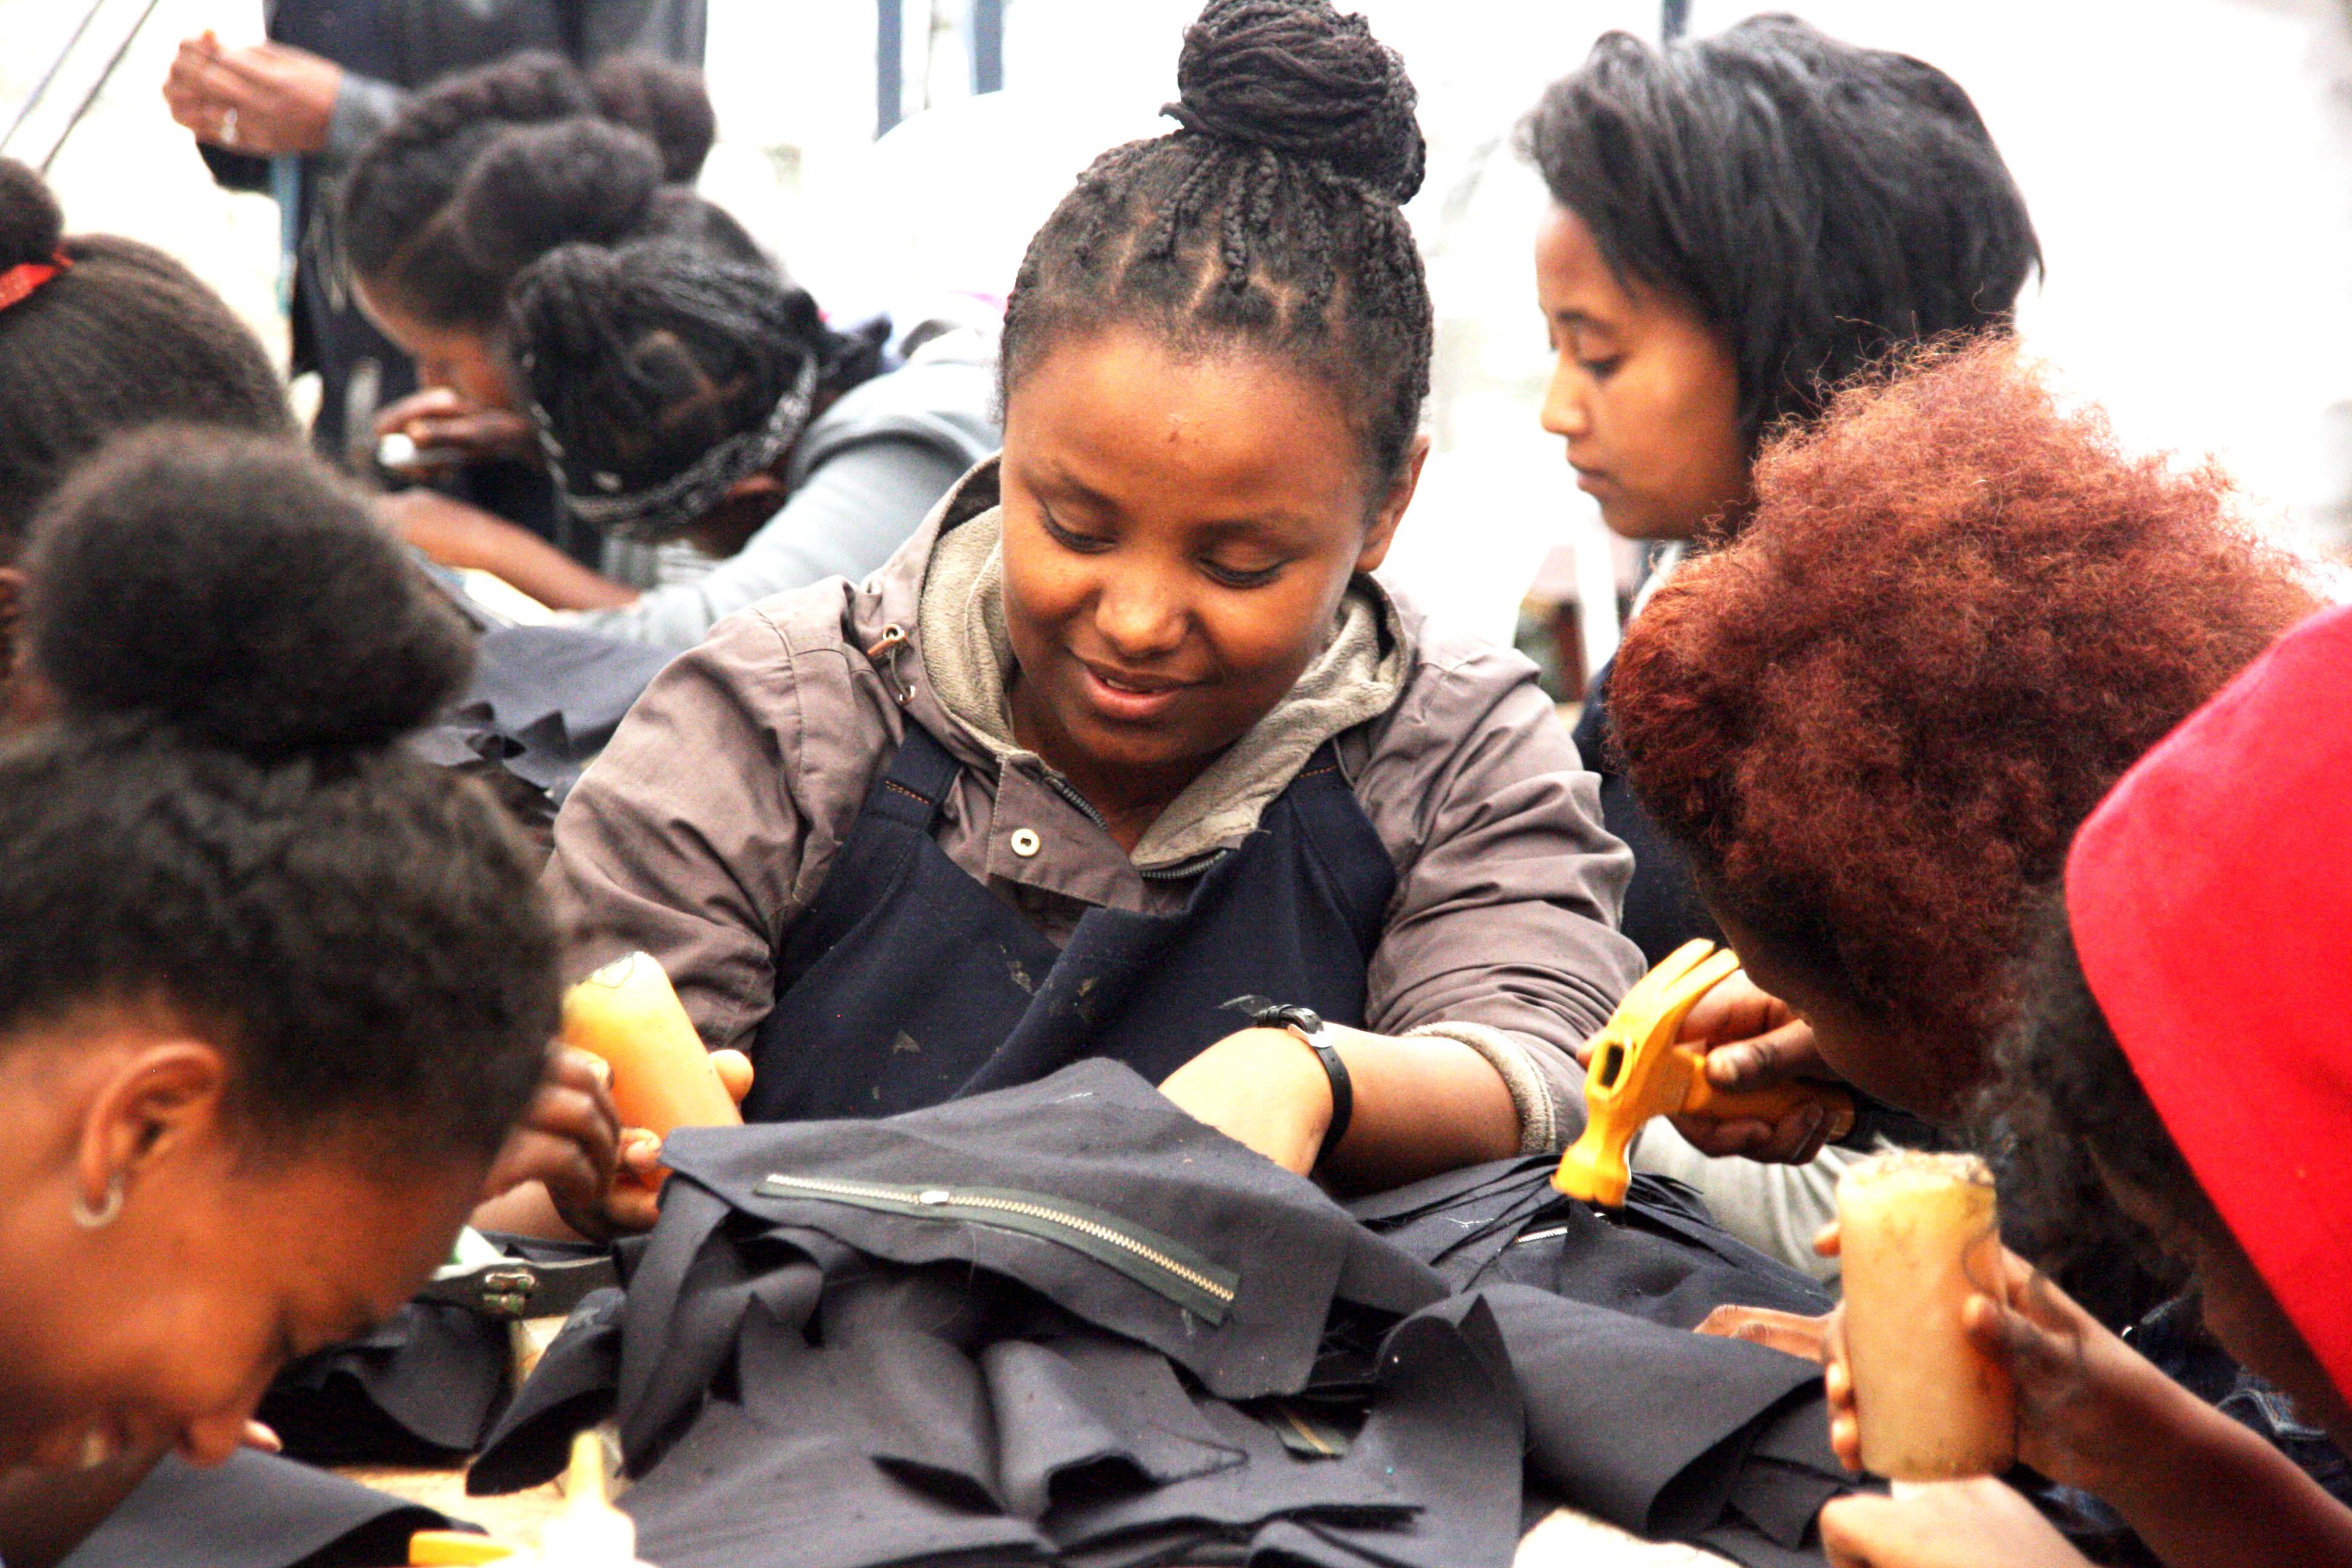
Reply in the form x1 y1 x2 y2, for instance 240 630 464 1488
6 0 2350 663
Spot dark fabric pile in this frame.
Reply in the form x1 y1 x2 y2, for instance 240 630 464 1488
471 1060 1853 1567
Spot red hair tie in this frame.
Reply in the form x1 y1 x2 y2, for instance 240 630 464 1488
0 251 72 313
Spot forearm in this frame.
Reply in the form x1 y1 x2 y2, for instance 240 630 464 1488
2099 1394 2352 1568
393 492 639 610
1323 1024 1522 1192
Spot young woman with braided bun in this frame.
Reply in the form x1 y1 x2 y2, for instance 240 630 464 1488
546 0 1644 1209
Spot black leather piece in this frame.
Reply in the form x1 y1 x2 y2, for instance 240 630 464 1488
257 1300 506 1463
60 1451 461 1568
659 1060 1448 1400
470 1064 1854 1566
464 1287 624 1496
619 1399 1055 1568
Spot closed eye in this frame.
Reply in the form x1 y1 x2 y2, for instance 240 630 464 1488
1039 506 1112 554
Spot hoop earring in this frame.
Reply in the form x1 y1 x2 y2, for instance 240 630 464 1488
72 1173 124 1230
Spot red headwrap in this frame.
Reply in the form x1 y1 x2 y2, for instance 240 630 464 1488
0 251 72 313
2067 600 2352 1407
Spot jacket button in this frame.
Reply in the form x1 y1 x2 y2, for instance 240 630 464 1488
1010 828 1041 858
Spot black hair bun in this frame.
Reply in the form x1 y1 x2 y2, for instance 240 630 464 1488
454 119 664 278
589 56 717 183
1169 0 1425 203
0 158 65 269
24 426 472 758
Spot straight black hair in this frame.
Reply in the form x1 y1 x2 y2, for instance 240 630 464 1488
1520 13 2041 445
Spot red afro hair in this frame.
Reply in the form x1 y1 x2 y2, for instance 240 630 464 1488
1610 340 2317 1099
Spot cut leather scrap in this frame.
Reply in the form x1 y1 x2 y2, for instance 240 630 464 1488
60 1451 464 1568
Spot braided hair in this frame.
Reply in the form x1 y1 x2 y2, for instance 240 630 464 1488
342 52 757 333
1002 0 1432 485
503 238 884 540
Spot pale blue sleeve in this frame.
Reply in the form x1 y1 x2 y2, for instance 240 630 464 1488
569 438 967 650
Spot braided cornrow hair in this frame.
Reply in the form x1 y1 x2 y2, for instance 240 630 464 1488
1002 0 1432 484
504 238 884 538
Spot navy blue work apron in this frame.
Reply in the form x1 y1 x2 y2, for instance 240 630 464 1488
744 724 1397 1122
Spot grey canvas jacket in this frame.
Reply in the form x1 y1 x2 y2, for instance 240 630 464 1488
546 460 1645 1148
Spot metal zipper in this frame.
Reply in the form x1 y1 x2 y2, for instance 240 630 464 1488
754 1171 1239 1324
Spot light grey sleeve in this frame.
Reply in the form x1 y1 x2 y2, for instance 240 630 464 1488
570 439 969 650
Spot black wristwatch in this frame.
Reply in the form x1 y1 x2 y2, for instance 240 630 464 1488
1222 995 1353 1168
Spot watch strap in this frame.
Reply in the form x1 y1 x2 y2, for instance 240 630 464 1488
1221 996 1351 1167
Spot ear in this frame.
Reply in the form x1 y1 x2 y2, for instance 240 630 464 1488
75 1040 235 1217
1353 434 1431 575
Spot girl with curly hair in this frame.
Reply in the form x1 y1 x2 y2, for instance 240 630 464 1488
1609 342 2315 1130
1813 603 2352 1568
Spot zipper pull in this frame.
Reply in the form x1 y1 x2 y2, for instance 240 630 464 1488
916 1187 953 1206
864 623 914 705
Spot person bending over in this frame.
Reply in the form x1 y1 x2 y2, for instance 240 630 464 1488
1815 603 2352 1568
338 51 757 563
0 428 595 1563
541 0 1645 1227
408 235 998 648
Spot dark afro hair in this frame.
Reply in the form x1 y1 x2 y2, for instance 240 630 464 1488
0 158 292 559
1519 14 2040 448
1974 890 2206 1310
341 52 751 333
0 426 554 1169
1609 341 2316 1107
1002 0 1432 484
25 426 472 757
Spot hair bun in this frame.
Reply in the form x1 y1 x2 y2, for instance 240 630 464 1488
1168 0 1424 203
0 158 65 270
588 56 717 183
24 427 472 758
453 119 664 278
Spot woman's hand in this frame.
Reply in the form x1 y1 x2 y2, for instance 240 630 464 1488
1694 1303 1835 1363
604 1048 756 1233
1156 1027 1331 1176
163 36 339 157
382 490 639 612
1575 968 1852 1163
1820 1479 2091 1568
376 388 540 468
475 1048 754 1239
479 1045 623 1237
1815 1229 2195 1495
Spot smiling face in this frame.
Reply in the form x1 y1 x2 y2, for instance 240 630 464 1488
1535 204 1751 542
0 1022 483 1472
998 325 1420 832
